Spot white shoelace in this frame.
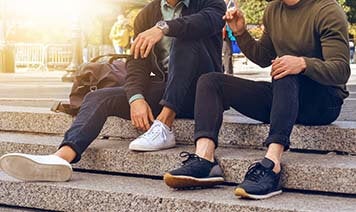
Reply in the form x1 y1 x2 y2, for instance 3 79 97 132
140 121 168 142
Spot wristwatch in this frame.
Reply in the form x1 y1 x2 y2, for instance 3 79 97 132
155 21 169 35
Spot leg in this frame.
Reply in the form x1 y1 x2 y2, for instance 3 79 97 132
158 39 218 125
57 87 132 163
264 75 343 173
194 72 272 150
165 72 273 189
234 76 301 199
0 84 166 182
236 75 342 200
61 82 166 162
130 39 219 151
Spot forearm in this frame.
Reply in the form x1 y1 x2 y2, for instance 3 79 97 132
124 57 151 100
236 30 276 68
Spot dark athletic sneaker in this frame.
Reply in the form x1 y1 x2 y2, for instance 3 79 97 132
164 151 224 188
235 158 282 200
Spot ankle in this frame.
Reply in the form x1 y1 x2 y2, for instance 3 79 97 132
265 156 281 174
195 152 214 163
157 107 176 128
195 138 216 163
54 146 77 163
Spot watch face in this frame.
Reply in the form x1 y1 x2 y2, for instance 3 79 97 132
158 21 166 28
157 21 168 34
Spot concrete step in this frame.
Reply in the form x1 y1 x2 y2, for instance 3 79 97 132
1 171 355 212
329 98 356 121
0 206 40 212
0 132 355 194
0 98 66 108
0 106 356 154
1 96 356 120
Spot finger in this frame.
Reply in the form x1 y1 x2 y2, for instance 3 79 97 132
142 116 150 131
148 108 154 123
144 41 154 58
134 37 144 59
137 117 145 131
132 116 140 129
271 67 286 77
131 114 135 126
140 39 149 58
225 9 236 20
271 62 284 73
274 70 289 80
130 36 139 56
271 59 283 70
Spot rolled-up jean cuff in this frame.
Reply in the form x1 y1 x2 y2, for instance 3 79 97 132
194 131 219 148
263 134 290 151
159 99 179 114
58 141 82 163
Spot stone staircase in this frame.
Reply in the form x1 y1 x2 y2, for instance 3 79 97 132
0 106 355 211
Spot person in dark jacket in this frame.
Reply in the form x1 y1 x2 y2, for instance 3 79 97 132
164 0 350 199
0 0 226 182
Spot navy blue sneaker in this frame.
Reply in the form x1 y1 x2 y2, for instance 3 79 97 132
235 158 282 199
164 152 224 188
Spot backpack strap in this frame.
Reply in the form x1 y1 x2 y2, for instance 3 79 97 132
50 101 79 116
90 54 130 63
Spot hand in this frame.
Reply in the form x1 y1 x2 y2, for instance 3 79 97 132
271 56 307 80
130 99 155 131
223 8 246 36
130 26 164 59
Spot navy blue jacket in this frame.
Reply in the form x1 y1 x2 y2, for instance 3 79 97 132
125 0 226 100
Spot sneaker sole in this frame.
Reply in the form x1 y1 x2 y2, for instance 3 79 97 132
234 187 282 200
0 154 72 182
163 173 224 188
129 143 176 152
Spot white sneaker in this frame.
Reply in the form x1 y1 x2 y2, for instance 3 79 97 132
129 120 176 151
0 153 72 182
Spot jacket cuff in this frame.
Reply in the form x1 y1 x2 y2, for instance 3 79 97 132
128 94 144 104
301 57 312 77
235 30 254 45
165 20 179 37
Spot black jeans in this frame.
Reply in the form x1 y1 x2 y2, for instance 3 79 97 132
194 72 343 150
60 39 218 163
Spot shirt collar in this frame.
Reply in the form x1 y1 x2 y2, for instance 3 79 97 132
162 0 190 8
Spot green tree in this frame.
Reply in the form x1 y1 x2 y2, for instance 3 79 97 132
239 0 267 25
345 0 356 24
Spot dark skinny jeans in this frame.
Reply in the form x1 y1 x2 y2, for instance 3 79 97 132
60 39 220 163
194 72 343 150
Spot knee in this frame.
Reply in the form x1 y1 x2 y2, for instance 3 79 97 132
83 91 101 103
272 75 300 90
197 72 224 90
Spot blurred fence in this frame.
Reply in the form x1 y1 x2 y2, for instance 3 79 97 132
14 43 46 71
46 44 72 69
3 43 115 72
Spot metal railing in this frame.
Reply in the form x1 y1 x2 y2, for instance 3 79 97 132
9 43 115 71
13 43 74 71
46 44 72 69
14 43 46 71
